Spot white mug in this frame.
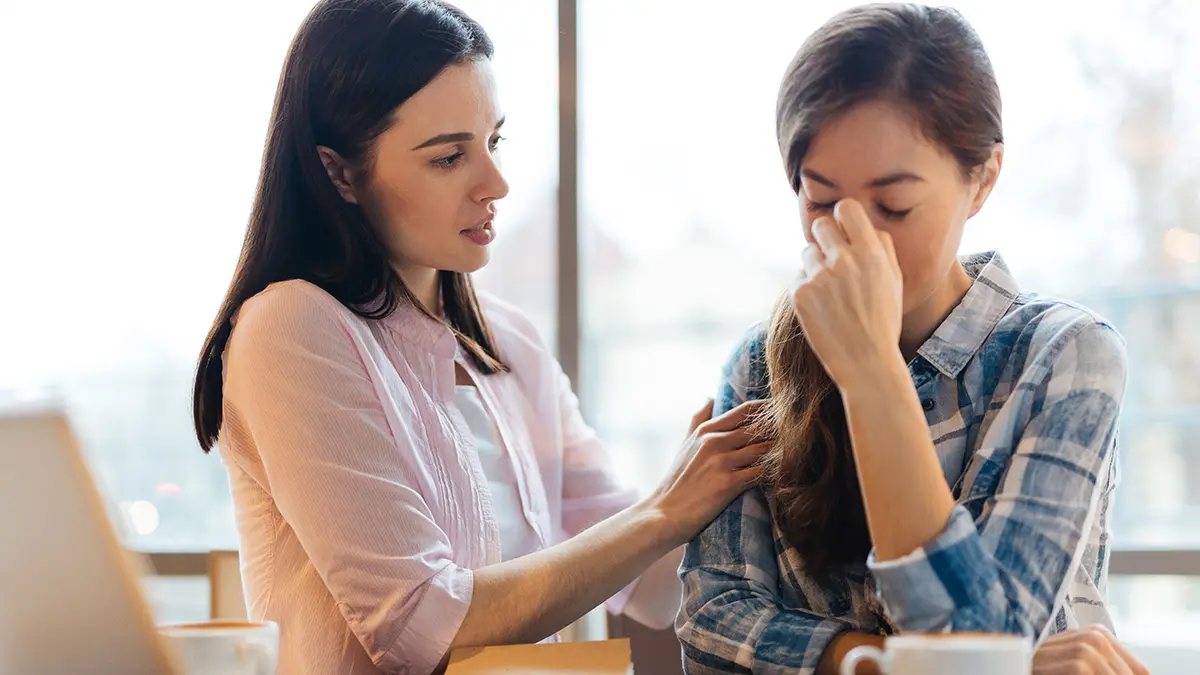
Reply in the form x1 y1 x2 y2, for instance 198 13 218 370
841 633 1033 675
158 620 280 675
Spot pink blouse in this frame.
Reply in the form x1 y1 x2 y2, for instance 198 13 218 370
218 280 662 675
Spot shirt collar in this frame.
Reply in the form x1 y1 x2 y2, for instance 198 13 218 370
916 251 1019 379
381 297 458 361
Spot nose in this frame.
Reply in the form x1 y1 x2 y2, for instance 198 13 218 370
474 154 509 204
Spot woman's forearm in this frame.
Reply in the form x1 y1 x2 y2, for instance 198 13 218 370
840 357 955 562
450 395 767 653
450 497 682 649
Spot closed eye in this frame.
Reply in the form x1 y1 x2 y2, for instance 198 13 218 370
805 200 836 214
878 205 913 220
806 199 912 220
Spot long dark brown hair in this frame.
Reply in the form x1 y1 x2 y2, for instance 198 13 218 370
752 3 1003 575
193 0 507 452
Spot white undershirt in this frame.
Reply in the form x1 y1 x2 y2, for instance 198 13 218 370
453 385 541 562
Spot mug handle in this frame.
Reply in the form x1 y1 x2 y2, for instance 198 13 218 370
841 645 886 675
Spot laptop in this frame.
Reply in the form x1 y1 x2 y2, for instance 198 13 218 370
0 406 179 674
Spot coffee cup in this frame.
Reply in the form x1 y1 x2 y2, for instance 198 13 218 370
158 620 279 675
841 632 1032 675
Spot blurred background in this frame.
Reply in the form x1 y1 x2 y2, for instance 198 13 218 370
2 0 1199 671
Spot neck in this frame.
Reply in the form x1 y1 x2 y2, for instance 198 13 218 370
395 263 441 318
898 262 973 361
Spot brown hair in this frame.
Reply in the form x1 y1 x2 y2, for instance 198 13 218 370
193 0 506 452
753 3 1003 575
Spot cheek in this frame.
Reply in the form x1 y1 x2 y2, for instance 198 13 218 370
894 209 966 297
366 182 416 245
887 223 941 292
886 230 920 290
370 170 456 243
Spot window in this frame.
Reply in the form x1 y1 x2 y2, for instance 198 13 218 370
454 0 559 344
1111 575 1200 671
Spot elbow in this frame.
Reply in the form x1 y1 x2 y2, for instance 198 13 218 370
679 646 741 675
674 600 717 655
677 619 740 675
677 607 763 675
673 591 759 660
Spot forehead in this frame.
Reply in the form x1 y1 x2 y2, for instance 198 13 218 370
803 100 955 185
388 59 502 138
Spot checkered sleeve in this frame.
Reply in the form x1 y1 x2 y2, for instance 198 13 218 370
677 328 852 674
868 321 1126 637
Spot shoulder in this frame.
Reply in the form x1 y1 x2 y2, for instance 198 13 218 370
475 290 550 352
996 294 1126 368
235 279 355 333
229 279 365 363
716 322 770 414
989 294 1127 396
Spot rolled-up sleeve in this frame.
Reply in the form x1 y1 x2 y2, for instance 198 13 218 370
556 362 641 537
224 285 471 675
868 322 1126 637
554 360 643 616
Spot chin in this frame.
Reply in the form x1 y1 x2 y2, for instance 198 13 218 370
442 251 490 276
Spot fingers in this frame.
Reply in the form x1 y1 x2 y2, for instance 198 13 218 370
725 441 770 470
701 398 767 433
800 244 826 277
1082 626 1140 675
789 265 809 300
735 463 765 489
833 199 875 248
699 427 755 454
1106 634 1149 675
810 216 846 259
689 398 714 434
877 228 900 275
1035 648 1118 675
1033 626 1139 675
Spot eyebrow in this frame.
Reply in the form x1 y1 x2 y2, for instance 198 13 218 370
801 168 925 189
411 116 506 151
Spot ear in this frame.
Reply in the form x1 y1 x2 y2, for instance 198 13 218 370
317 146 360 205
968 143 1004 218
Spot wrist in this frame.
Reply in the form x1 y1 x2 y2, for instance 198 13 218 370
632 495 690 549
835 350 910 399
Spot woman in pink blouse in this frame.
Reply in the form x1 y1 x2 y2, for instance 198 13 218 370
190 2 766 674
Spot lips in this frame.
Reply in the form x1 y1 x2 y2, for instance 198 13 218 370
462 211 495 233
461 214 496 246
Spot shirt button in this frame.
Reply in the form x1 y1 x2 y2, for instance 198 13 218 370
922 398 936 412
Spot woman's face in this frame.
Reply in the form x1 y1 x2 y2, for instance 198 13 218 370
797 100 1001 314
324 59 509 277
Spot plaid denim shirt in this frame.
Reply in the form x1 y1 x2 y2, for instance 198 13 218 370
677 252 1126 675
